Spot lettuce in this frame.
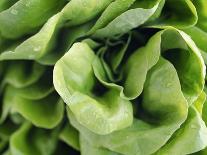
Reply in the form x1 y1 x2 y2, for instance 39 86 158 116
1 0 207 155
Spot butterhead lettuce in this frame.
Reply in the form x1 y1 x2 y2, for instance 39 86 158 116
0 0 207 155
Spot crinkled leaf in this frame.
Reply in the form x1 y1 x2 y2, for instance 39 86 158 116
67 58 188 155
54 42 133 134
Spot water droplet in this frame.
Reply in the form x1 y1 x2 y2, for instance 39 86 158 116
11 9 18 15
34 46 41 52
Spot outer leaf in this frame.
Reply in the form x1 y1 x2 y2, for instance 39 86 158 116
59 122 80 150
191 0 207 31
0 0 65 39
0 70 54 123
3 61 45 88
184 26 207 52
12 93 64 129
194 91 206 114
0 0 113 63
0 0 18 12
148 0 197 28
93 0 160 38
88 0 136 34
80 134 121 155
10 122 60 155
159 28 205 104
154 106 207 155
61 0 113 26
178 30 206 104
